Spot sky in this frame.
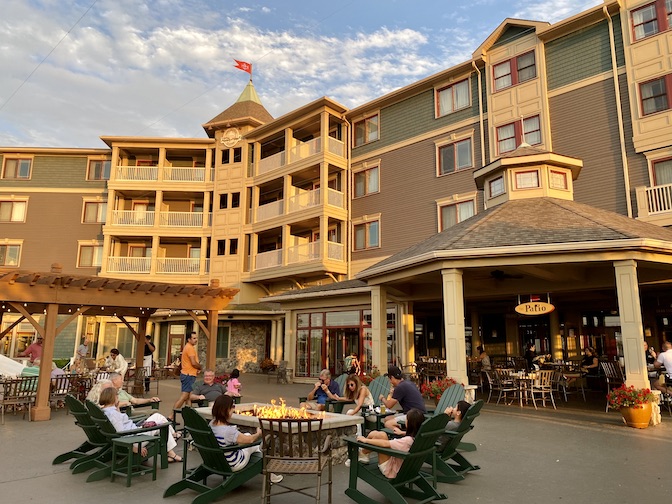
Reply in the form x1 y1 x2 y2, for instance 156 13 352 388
0 0 604 148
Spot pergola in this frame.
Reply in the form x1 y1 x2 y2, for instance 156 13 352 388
0 264 238 421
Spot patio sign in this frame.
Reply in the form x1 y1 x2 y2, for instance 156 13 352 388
515 301 555 316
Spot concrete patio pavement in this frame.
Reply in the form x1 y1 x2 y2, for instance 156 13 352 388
1 373 671 504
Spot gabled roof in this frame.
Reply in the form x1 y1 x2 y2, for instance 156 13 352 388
202 81 273 134
472 18 549 59
358 197 672 279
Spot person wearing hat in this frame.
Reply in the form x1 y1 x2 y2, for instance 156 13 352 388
381 365 426 430
19 336 43 363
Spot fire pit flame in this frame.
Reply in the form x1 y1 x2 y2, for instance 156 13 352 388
236 398 325 419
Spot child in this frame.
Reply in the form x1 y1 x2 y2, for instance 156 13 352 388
225 368 242 397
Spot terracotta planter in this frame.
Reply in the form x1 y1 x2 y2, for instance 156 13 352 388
620 403 652 428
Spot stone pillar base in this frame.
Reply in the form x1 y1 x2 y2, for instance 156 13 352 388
31 405 52 421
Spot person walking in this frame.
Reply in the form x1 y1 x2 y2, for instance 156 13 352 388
143 335 156 393
168 331 201 422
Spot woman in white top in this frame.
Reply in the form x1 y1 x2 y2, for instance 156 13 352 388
340 374 374 415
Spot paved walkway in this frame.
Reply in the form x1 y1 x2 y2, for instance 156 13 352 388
1 373 670 504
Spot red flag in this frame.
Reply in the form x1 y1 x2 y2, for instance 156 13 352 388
530 294 541 302
233 59 252 74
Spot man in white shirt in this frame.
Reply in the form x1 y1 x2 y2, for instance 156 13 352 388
106 348 128 378
654 341 672 394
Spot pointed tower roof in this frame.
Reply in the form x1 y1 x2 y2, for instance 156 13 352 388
202 80 274 137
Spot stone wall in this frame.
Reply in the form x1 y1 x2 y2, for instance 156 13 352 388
197 320 270 375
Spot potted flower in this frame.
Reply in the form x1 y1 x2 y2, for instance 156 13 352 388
607 384 655 428
259 358 276 374
421 376 459 404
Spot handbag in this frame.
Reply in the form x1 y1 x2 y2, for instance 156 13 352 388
173 358 182 377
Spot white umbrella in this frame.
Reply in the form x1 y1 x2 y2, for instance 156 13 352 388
0 354 27 378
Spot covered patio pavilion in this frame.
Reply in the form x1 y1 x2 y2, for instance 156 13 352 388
0 263 238 420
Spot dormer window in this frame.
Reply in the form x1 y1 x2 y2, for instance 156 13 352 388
515 170 539 189
489 176 505 197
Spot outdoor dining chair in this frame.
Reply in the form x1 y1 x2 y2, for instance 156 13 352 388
529 370 556 410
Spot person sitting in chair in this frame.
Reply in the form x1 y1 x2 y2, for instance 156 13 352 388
190 369 226 403
300 369 340 411
381 366 426 430
109 372 160 409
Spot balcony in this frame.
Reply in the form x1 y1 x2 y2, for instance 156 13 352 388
636 184 672 225
287 241 320 264
156 257 204 274
327 137 345 157
107 256 151 274
106 256 208 274
110 211 210 227
253 240 344 271
257 200 284 222
114 166 214 182
289 137 321 163
111 210 155 226
288 189 320 213
258 152 285 175
255 249 283 270
158 211 210 227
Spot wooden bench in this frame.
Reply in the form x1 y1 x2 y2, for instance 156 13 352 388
1 376 38 424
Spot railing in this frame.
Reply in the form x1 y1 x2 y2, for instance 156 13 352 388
287 241 320 264
255 249 283 270
327 188 345 208
289 137 321 163
643 183 672 215
288 188 320 213
327 137 345 157
156 257 201 274
111 210 155 226
163 167 206 182
107 257 151 273
257 200 284 221
327 241 344 261
258 151 285 175
115 166 158 181
158 211 206 227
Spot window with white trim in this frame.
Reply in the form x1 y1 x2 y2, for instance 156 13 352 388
87 159 111 180
489 176 505 198
549 170 568 190
436 79 470 117
496 115 541 154
354 114 379 147
0 244 21 266
82 201 107 223
515 170 540 189
354 220 380 250
653 158 672 185
631 0 672 41
439 200 475 231
493 51 536 91
438 138 473 175
640 74 672 115
2 158 31 179
0 200 27 222
354 166 379 197
78 244 103 267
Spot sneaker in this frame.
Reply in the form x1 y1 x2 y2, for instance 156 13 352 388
270 473 283 484
358 450 370 464
344 459 351 467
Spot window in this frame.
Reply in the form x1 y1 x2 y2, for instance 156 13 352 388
0 244 20 266
231 192 240 208
219 194 228 209
640 75 672 115
83 201 107 223
354 166 379 197
515 170 540 189
438 138 473 175
631 0 672 41
653 158 672 185
233 147 242 163
354 114 379 147
78 244 103 267
496 115 541 154
493 51 536 91
0 201 27 222
550 170 568 190
217 240 226 255
436 79 470 116
440 200 474 231
229 238 238 255
216 322 230 358
2 158 31 179
222 149 230 164
87 160 111 180
489 176 505 198
354 220 380 250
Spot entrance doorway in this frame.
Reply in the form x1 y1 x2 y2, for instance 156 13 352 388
327 328 360 376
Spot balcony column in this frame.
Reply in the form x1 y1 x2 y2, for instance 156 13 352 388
155 190 163 228
284 128 294 164
203 191 210 228
319 215 328 261
150 236 159 274
441 268 468 385
101 234 112 274
111 146 120 181
205 147 213 175
252 186 260 223
199 236 208 275
281 224 290 266
252 141 261 176
320 162 328 206
283 175 292 215
251 233 259 272
614 260 649 389
371 286 388 373
105 188 115 226
158 147 166 182
320 111 329 154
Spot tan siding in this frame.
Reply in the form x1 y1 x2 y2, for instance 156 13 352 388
549 79 627 215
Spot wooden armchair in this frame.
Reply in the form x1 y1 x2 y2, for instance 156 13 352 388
164 407 263 504
344 413 449 504
0 376 38 424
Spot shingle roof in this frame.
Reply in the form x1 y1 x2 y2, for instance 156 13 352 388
203 81 273 128
360 197 672 275
266 279 369 299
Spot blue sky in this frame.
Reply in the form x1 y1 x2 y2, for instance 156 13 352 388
0 0 602 148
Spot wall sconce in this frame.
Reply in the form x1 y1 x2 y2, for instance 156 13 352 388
644 327 652 337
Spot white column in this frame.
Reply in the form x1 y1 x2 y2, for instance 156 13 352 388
270 320 277 362
442 269 468 385
284 311 294 373
371 285 388 373
614 260 649 389
275 318 284 361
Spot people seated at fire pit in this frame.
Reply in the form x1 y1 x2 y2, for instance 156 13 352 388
210 394 283 482
381 366 426 430
300 369 340 411
341 374 374 415
225 368 242 397
347 408 424 476
109 372 160 408
190 369 226 403
99 386 182 463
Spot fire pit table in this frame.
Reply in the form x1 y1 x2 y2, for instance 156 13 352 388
194 401 363 464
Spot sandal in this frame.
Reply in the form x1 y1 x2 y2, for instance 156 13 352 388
173 431 183 440
167 455 183 463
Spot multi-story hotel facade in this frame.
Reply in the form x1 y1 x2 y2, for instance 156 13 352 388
2 0 672 385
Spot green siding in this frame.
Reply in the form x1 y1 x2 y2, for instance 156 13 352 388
353 75 480 158
492 26 535 48
0 155 106 189
546 17 625 90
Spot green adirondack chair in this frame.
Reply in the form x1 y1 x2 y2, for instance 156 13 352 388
85 400 169 482
359 376 393 432
344 413 450 504
428 399 484 483
53 394 111 473
163 407 263 504
426 383 465 416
